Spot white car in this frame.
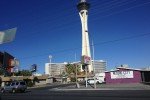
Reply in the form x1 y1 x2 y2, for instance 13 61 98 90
87 79 103 84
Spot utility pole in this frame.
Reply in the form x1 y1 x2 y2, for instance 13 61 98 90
76 64 77 83
92 40 96 89
75 53 80 88
75 53 77 83
49 55 52 76
85 65 88 88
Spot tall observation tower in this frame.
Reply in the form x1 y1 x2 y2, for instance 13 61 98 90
77 0 93 72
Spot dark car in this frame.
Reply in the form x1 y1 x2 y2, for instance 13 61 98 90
1 81 27 93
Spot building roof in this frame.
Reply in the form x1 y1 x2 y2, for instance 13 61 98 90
0 75 49 82
105 67 146 73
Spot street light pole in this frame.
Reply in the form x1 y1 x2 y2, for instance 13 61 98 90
92 40 96 89
76 64 77 83
49 55 52 76
85 65 88 88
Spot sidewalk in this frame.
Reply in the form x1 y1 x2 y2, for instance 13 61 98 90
28 83 62 89
28 82 76 89
52 83 150 91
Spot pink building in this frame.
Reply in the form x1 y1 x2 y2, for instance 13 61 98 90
105 67 150 84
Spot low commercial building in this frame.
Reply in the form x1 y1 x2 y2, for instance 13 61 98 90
0 75 49 87
105 67 150 84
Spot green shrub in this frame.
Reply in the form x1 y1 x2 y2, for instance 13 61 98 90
23 78 34 87
27 81 34 87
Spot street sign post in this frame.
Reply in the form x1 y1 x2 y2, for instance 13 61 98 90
81 55 91 88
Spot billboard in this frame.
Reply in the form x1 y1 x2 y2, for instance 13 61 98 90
81 55 91 65
0 28 17 44
11 67 19 73
110 71 134 79
3 52 14 68
10 59 19 67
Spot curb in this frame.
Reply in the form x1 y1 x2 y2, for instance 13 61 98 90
50 87 150 91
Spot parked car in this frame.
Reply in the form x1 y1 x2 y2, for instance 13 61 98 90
1 81 27 93
87 79 103 84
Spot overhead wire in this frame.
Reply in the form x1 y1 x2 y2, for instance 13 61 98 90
1 0 150 61
0 0 134 36
14 0 144 40
19 32 150 60
0 0 139 30
15 0 150 59
90 1 150 20
91 0 137 14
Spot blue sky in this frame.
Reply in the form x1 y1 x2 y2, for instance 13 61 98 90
0 0 150 73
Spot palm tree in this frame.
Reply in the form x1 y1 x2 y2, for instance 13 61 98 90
65 63 80 76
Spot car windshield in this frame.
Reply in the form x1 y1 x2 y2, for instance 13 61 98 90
20 82 25 85
11 82 15 86
5 83 10 86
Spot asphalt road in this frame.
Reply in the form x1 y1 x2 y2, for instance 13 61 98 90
1 86 150 100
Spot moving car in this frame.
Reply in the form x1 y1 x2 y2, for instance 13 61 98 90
1 81 27 93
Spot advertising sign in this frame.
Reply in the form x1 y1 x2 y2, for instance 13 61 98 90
81 55 91 65
11 67 19 73
3 52 14 68
10 59 19 67
111 71 134 79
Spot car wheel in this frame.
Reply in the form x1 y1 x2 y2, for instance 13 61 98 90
21 89 26 93
1 89 5 93
12 89 16 93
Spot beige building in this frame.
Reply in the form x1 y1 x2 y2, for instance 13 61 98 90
45 62 66 76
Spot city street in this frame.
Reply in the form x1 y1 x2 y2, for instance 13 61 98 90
1 84 150 100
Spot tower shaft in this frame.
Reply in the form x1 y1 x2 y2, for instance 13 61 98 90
77 0 93 72
79 10 91 60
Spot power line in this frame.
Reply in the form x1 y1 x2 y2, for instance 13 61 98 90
0 0 137 31
1 0 146 39
13 0 150 41
1 0 150 60
20 1 150 38
93 32 150 46
90 1 150 19
91 0 137 14
19 32 150 60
